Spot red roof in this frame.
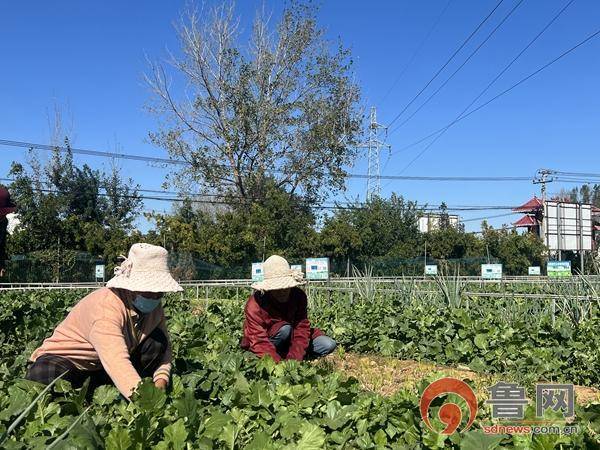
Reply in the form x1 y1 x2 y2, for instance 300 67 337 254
514 215 539 227
513 196 543 212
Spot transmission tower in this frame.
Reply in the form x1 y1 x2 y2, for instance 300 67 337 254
362 107 391 201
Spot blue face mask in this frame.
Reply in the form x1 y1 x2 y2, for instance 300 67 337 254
133 295 161 314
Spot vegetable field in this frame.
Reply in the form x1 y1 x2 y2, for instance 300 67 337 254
2 283 600 449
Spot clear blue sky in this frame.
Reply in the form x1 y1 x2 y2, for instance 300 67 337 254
1 0 599 231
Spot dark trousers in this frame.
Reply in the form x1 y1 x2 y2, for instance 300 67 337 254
269 323 337 360
26 328 167 392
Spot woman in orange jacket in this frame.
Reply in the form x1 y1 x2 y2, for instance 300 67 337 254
26 243 182 399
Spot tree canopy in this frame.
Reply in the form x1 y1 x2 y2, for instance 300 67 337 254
146 1 362 203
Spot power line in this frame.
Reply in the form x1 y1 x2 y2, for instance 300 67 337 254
1 139 534 182
392 15 598 174
387 0 505 128
552 178 600 184
462 212 520 222
549 170 600 179
378 0 454 106
1 177 528 212
390 0 526 132
0 176 223 199
0 139 186 166
388 0 578 152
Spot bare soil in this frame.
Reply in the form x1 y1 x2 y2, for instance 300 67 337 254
317 352 600 406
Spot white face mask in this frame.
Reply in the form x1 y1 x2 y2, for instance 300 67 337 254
133 295 161 314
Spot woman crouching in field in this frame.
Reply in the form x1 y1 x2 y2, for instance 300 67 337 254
241 255 337 362
26 243 182 399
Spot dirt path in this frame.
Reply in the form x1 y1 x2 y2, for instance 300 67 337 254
318 352 600 406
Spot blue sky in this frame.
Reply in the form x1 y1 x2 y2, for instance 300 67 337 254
1 0 599 232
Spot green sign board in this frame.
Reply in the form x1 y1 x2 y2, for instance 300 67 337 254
306 258 329 280
547 261 571 278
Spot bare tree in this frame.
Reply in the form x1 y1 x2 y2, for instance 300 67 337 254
146 1 362 203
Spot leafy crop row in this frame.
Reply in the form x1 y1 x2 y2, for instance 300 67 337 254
1 289 600 448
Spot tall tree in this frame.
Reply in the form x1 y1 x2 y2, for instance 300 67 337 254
320 194 422 262
561 183 600 206
6 144 143 279
481 223 546 275
146 1 362 203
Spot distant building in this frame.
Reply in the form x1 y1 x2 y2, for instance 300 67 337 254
418 213 461 233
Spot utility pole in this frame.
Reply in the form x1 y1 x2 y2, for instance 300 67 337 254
357 107 391 201
57 237 61 283
533 168 555 260
533 168 553 203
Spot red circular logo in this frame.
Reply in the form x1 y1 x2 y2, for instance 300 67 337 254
420 377 478 435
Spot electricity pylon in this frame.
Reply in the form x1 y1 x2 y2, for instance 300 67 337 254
358 107 391 201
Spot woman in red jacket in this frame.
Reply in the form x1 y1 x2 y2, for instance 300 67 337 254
241 255 336 362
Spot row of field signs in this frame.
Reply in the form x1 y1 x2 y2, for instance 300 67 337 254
251 259 572 281
251 258 330 282
528 261 572 277
422 262 572 278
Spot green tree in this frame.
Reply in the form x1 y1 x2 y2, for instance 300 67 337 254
425 227 483 261
320 194 422 264
146 1 362 203
147 181 319 277
6 144 143 280
481 224 546 275
564 183 600 206
437 202 451 230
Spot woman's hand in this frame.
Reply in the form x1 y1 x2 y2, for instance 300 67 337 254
155 379 168 390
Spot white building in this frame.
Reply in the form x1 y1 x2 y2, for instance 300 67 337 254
418 213 461 233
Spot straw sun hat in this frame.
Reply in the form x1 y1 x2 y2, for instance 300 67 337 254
106 243 183 293
251 255 305 292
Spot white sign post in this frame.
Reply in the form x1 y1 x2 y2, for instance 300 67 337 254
305 258 329 280
528 266 541 276
95 264 105 282
251 262 264 281
425 265 438 276
481 264 502 280
291 264 302 272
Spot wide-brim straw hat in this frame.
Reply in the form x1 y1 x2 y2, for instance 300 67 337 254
251 255 306 292
0 187 17 218
106 243 183 293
